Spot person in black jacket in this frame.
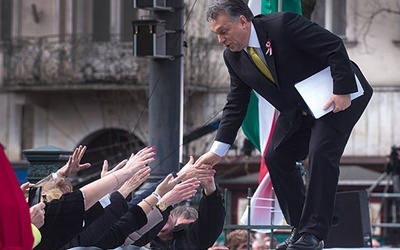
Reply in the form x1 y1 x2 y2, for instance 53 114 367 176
149 172 226 250
196 1 373 249
34 146 156 250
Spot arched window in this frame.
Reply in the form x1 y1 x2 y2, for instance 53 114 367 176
75 128 145 187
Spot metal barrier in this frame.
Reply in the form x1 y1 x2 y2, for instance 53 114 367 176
223 188 291 249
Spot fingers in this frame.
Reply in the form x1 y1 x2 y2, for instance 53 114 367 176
78 145 87 160
188 155 194 165
194 155 203 165
123 166 151 189
101 160 109 178
325 94 351 113
127 146 156 168
323 97 334 111
114 159 128 171
134 166 151 181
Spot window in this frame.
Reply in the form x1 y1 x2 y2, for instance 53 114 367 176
1 0 12 41
311 0 347 37
93 0 110 41
121 0 138 42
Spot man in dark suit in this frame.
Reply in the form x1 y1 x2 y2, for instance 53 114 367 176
195 1 373 249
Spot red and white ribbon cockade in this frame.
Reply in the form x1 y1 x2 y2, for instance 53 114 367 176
265 39 272 56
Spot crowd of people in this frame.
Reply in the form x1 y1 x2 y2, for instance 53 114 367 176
0 140 287 250
1 144 227 249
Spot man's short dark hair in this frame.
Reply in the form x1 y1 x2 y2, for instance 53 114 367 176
171 205 198 222
206 0 254 22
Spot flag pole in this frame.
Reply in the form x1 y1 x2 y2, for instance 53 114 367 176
278 0 282 12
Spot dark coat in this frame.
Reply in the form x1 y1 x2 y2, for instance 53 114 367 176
149 188 226 250
216 12 373 149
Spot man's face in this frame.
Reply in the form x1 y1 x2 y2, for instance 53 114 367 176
175 217 195 226
157 215 175 240
210 12 251 52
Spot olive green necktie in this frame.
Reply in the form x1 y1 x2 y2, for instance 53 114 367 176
247 46 275 83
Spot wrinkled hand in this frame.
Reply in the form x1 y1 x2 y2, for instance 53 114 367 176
178 156 216 181
195 151 221 169
30 202 46 229
155 173 185 197
20 182 35 198
57 145 91 177
161 177 200 207
196 165 217 196
101 159 128 178
118 166 151 198
124 146 156 175
324 94 351 113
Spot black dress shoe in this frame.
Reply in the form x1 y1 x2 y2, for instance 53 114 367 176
287 234 324 250
275 227 300 250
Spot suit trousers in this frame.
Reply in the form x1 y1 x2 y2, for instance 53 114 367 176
265 113 351 240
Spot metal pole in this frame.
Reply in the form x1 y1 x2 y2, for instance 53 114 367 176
148 1 184 181
247 188 252 250
325 0 333 32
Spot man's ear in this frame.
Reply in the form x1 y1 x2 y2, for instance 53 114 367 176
239 15 249 28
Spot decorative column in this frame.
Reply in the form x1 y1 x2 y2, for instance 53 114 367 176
23 145 71 183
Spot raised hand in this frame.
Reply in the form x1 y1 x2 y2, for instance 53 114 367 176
178 156 216 181
194 151 221 169
57 145 91 178
154 173 186 197
124 146 156 174
160 177 200 207
101 159 128 178
118 166 151 198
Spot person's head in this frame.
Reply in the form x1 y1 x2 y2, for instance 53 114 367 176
157 214 175 241
251 238 267 250
206 0 254 52
171 205 198 225
226 229 253 250
157 205 198 241
38 177 73 202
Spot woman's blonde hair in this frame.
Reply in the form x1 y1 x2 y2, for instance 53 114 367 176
38 177 73 202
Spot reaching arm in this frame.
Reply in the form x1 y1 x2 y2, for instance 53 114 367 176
80 146 156 211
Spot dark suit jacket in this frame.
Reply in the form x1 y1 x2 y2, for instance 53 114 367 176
215 12 373 148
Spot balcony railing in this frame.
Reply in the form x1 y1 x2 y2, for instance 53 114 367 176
1 34 148 87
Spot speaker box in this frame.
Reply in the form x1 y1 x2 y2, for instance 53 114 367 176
325 190 372 248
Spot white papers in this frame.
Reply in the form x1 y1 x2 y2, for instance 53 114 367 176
294 67 364 119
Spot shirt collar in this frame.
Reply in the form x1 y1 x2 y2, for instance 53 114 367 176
247 22 260 49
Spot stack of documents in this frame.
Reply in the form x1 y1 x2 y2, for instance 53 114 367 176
295 67 364 118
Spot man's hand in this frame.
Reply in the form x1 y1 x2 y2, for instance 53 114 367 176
324 94 351 113
197 169 216 196
194 151 221 169
178 156 216 181
160 178 200 207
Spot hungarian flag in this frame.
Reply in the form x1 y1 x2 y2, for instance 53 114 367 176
240 0 302 231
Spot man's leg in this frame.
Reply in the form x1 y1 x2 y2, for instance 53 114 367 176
265 118 311 226
299 120 351 240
